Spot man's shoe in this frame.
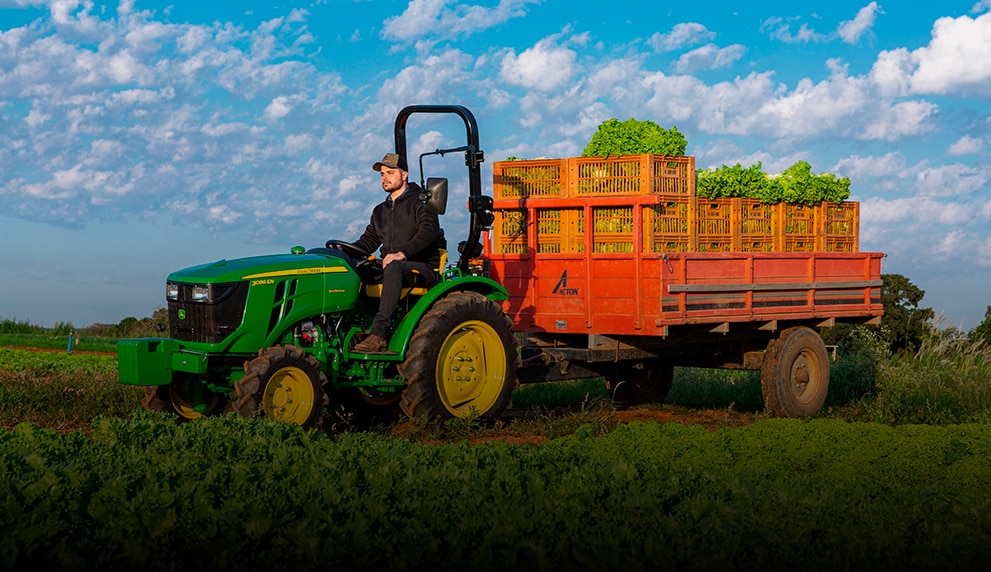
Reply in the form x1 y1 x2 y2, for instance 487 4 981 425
353 333 388 354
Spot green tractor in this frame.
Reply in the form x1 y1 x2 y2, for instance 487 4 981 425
118 105 519 427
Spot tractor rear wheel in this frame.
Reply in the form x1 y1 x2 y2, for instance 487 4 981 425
142 377 228 422
399 291 519 420
234 345 329 427
606 361 674 409
761 326 830 417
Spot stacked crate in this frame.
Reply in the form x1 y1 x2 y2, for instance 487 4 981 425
491 155 696 255
488 154 859 256
821 201 860 252
777 203 819 252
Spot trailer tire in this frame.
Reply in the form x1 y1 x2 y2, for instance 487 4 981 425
761 326 830 417
399 291 520 420
234 345 329 427
142 377 228 422
607 362 674 409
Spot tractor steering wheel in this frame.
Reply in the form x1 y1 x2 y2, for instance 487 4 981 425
324 239 376 268
325 238 375 267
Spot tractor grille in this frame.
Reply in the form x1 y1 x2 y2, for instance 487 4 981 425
168 281 249 344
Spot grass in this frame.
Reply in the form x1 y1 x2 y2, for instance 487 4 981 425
4 325 991 434
0 332 119 353
0 349 142 430
842 332 991 424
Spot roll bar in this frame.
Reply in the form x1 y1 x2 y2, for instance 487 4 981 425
394 105 488 274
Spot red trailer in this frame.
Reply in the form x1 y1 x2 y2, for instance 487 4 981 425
482 155 883 417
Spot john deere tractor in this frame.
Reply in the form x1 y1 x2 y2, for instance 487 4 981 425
118 105 519 426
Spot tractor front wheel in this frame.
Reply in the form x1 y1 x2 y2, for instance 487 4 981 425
399 291 519 420
141 377 228 422
235 345 329 427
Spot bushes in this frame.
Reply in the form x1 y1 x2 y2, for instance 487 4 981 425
848 333 991 425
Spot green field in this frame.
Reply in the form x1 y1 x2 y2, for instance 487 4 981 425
2 331 991 570
2 414 990 570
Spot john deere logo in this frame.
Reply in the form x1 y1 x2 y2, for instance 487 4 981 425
178 309 187 320
552 270 579 296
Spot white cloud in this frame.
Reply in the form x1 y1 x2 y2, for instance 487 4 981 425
837 2 882 43
761 17 828 44
674 44 746 72
264 96 293 120
915 164 987 198
376 48 475 108
948 135 984 155
834 152 908 182
499 36 576 92
382 0 539 42
764 3 882 45
873 12 991 97
648 23 715 52
860 100 937 141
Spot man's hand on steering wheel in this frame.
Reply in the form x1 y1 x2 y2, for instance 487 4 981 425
324 239 377 269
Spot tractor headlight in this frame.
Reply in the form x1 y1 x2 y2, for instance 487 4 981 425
191 285 210 302
167 282 179 300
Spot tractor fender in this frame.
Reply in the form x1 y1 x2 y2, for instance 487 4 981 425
390 275 509 356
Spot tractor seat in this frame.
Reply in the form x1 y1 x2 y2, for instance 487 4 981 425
364 249 447 298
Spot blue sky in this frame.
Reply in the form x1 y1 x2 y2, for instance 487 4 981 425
1 0 990 330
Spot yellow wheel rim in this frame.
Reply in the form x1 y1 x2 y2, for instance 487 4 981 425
262 366 317 424
169 382 218 420
436 320 506 417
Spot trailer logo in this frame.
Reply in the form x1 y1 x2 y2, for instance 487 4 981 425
552 270 579 296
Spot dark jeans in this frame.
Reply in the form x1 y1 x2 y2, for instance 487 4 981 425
369 260 436 338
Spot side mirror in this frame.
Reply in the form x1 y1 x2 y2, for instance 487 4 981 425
423 177 448 215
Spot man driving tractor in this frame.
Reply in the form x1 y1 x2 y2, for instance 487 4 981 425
351 153 446 353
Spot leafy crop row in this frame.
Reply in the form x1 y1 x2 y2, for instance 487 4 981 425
2 414 990 571
696 161 851 204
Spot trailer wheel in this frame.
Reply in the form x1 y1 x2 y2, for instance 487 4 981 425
235 345 329 427
141 377 228 422
607 362 674 409
399 291 520 420
761 326 830 417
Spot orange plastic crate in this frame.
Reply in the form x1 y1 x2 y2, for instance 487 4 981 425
649 234 691 253
493 159 567 199
823 237 857 253
491 210 528 254
591 206 635 253
652 156 695 195
778 203 819 235
569 154 696 197
644 198 692 234
696 198 734 236
822 201 859 237
782 234 819 253
535 208 584 254
740 199 775 236
696 236 734 253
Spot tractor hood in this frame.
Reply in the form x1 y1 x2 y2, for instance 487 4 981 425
167 250 353 284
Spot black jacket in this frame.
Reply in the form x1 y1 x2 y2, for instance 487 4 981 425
354 182 444 270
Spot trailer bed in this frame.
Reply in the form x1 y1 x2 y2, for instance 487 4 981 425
488 251 883 337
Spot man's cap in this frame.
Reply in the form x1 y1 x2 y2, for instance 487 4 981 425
373 153 408 172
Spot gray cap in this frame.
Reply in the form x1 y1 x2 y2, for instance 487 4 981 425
372 153 408 172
